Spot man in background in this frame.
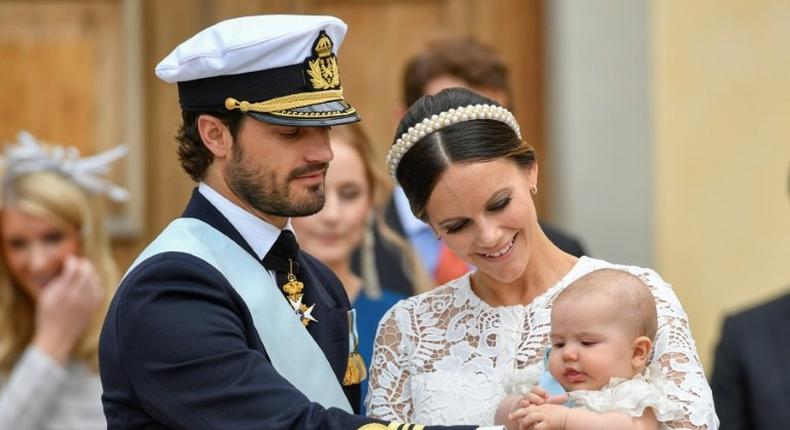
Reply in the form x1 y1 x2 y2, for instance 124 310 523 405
711 289 790 430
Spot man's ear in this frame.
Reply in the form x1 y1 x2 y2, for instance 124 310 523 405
197 114 235 158
631 336 653 369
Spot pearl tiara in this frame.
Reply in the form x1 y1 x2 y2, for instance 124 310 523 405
1 131 129 202
385 104 521 183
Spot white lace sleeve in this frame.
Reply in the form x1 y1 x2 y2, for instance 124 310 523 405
627 266 719 430
365 300 413 421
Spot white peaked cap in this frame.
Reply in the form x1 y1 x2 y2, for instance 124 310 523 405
154 14 359 127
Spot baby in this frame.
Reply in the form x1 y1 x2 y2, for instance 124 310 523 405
498 268 683 430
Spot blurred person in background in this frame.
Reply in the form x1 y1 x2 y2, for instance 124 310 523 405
354 37 586 295
292 122 431 413
710 169 790 430
711 289 790 430
0 131 126 430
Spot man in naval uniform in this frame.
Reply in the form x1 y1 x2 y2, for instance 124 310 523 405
98 15 503 430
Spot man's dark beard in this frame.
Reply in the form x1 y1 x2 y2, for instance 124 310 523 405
225 149 327 217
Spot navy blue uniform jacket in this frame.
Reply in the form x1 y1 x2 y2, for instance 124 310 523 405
711 291 790 430
99 190 476 430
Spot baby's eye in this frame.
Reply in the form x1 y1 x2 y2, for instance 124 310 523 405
580 341 597 346
552 342 565 348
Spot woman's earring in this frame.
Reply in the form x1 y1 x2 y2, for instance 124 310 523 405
530 184 538 195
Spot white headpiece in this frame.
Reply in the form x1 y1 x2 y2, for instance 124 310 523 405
385 103 521 183
0 131 129 202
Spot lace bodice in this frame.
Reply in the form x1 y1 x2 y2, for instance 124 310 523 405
366 257 718 429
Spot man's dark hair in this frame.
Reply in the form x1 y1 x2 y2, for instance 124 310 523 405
175 110 245 181
402 38 511 108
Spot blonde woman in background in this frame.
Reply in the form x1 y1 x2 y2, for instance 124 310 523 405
292 123 430 413
0 132 126 430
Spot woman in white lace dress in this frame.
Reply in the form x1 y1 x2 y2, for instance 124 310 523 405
367 88 718 429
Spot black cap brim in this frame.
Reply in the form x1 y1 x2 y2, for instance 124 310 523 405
248 100 360 127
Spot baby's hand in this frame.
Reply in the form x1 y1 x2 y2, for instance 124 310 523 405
497 386 569 429
518 404 570 430
528 385 568 405
507 393 543 422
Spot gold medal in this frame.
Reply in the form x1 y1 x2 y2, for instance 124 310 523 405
282 260 317 326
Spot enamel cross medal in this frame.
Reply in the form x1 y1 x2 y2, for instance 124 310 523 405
282 259 317 326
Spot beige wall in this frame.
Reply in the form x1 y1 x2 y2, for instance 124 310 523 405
654 0 790 371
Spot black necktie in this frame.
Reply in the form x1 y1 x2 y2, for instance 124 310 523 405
262 230 300 288
262 230 317 326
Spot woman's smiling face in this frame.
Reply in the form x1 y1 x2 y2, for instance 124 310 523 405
424 158 538 283
1 207 80 302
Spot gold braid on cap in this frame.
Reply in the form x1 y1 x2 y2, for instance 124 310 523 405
385 104 521 184
225 89 344 114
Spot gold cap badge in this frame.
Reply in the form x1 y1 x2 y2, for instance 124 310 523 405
305 31 341 91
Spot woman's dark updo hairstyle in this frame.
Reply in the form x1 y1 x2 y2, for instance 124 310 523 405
393 87 536 220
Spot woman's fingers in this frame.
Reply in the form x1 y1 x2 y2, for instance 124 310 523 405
530 385 549 399
524 392 546 405
546 393 569 405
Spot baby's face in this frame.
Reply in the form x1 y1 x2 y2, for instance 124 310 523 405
547 298 639 391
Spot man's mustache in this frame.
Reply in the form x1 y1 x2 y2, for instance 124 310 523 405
288 163 329 180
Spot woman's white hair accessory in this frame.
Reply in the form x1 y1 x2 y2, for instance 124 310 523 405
1 131 130 202
385 103 521 183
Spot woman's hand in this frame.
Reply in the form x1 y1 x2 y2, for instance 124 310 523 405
31 255 104 365
495 394 527 430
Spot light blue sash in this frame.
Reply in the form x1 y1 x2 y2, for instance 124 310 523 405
125 218 352 412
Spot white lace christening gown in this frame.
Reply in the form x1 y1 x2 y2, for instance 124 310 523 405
568 364 686 425
366 256 719 429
